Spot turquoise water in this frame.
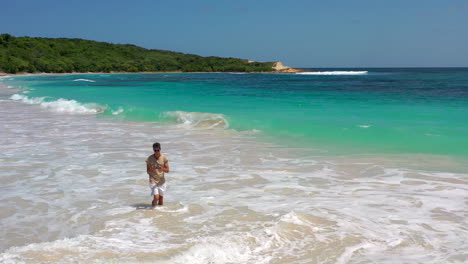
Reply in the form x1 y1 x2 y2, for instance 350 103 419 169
2 70 468 263
6 68 468 157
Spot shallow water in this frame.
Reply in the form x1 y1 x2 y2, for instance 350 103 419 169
1 78 467 263
7 69 468 158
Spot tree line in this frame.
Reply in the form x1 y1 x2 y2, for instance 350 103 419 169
0 34 275 74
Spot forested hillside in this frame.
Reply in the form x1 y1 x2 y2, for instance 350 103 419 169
0 34 275 74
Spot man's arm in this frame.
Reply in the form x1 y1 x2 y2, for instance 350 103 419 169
161 161 170 173
147 163 151 174
147 162 157 173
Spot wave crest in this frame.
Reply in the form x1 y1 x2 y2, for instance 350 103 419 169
73 78 96 82
297 71 368 75
163 111 229 129
10 94 105 114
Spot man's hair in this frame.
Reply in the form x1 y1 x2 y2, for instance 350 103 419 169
153 142 161 149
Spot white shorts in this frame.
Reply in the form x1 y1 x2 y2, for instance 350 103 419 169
149 183 167 196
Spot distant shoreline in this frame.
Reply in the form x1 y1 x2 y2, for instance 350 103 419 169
0 71 185 76
0 69 304 77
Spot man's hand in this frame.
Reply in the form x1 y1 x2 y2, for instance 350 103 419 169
147 163 160 173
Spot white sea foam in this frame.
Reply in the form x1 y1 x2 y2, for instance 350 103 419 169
358 124 371 128
168 234 260 264
1 93 467 263
297 71 368 75
10 94 105 114
73 78 96 82
163 110 229 129
112 107 124 115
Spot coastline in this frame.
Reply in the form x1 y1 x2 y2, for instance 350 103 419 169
0 63 305 76
0 70 303 76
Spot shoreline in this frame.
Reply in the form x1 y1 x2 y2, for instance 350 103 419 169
0 67 306 77
0 71 296 77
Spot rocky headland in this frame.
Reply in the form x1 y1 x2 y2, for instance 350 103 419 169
272 62 305 73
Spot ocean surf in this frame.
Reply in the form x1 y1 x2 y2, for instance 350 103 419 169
1 71 467 263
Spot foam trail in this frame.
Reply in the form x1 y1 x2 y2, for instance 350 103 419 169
73 78 96 82
297 71 368 75
112 107 124 115
10 94 104 114
163 111 229 129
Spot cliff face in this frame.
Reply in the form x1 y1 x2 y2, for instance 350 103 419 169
272 62 303 73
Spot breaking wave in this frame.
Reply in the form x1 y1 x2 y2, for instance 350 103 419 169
112 107 124 115
163 111 229 129
10 94 105 114
297 71 368 75
73 78 96 82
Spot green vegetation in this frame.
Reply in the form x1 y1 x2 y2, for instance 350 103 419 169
0 34 275 74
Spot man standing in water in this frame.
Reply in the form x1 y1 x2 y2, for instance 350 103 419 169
146 142 169 206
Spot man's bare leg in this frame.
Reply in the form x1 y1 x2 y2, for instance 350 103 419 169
158 196 164 206
152 195 159 207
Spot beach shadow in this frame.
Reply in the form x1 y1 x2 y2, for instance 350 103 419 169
131 202 185 212
131 203 154 210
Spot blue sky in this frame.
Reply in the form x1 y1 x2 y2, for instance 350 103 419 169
1 0 468 67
